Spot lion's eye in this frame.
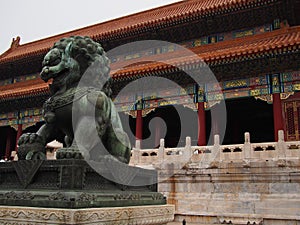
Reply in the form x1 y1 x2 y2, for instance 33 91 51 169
43 49 62 67
43 56 61 67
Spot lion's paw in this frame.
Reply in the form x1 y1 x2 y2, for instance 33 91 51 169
18 133 44 145
17 133 45 160
56 148 83 159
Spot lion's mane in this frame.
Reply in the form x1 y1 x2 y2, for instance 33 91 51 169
51 36 112 97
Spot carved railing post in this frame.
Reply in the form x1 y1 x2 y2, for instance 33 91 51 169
211 134 221 164
183 136 192 162
132 140 141 165
158 138 165 164
277 130 286 160
243 132 252 160
135 139 141 150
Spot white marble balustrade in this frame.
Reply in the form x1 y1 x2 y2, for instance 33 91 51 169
130 130 300 167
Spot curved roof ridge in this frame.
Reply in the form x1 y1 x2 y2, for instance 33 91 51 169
0 0 262 63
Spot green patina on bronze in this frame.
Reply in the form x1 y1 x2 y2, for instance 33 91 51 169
0 37 166 209
0 159 165 208
17 36 131 163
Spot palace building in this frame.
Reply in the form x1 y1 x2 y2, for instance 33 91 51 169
0 0 300 160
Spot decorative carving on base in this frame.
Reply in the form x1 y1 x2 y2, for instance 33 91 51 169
0 206 71 224
48 192 67 201
0 205 174 225
12 160 44 188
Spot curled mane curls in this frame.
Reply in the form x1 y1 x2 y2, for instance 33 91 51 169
52 36 112 97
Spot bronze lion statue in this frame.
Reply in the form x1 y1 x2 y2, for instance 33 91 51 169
18 36 131 163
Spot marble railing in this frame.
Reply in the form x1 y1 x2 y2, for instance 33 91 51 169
129 130 300 167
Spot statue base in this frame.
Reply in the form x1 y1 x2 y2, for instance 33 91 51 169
0 159 174 224
0 204 175 225
0 159 166 208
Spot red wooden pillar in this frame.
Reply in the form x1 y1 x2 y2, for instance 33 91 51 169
5 128 12 160
15 124 23 152
273 93 284 141
197 102 206 146
136 110 143 141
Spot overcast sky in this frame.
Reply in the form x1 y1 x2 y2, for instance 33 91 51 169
0 0 180 54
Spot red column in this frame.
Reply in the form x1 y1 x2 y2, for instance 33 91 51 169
5 128 12 160
136 110 143 141
273 93 284 141
15 124 23 152
197 102 206 146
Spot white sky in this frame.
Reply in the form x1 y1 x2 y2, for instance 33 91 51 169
0 0 180 54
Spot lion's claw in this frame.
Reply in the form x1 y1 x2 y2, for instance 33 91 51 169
17 133 46 160
18 133 44 146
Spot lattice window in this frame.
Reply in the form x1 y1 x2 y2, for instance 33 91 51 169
286 107 295 135
284 101 300 141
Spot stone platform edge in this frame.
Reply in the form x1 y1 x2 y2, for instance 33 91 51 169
0 204 175 225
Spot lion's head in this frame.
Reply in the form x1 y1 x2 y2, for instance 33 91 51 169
40 36 111 96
